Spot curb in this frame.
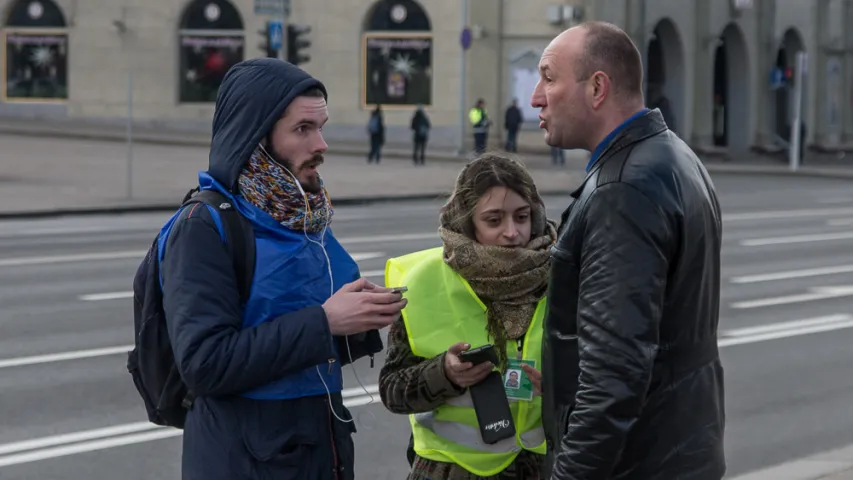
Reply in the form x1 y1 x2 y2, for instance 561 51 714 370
1 163 852 220
5 123 853 174
727 445 853 480
0 124 513 162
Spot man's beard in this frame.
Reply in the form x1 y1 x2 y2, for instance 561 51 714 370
271 151 325 194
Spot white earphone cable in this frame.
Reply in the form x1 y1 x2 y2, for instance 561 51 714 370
259 144 377 425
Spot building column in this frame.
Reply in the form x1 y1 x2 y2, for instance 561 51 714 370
812 0 831 147
753 0 777 147
690 0 715 149
843 0 853 143
624 0 644 51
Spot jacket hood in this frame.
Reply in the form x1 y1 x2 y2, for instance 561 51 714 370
207 58 327 191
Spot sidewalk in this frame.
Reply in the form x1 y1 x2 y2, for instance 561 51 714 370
1 116 852 217
0 130 586 217
4 115 853 170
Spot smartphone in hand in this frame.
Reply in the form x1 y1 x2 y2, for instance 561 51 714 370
458 344 498 365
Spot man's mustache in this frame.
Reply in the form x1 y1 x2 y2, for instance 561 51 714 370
302 154 324 169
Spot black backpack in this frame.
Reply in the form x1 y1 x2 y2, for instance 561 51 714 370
127 188 255 429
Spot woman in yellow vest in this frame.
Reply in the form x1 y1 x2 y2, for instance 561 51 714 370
380 153 557 479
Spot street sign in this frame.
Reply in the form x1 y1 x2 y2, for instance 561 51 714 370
460 27 472 50
268 20 283 50
255 0 290 17
770 67 784 89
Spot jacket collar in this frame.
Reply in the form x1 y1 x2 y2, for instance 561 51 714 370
569 108 668 198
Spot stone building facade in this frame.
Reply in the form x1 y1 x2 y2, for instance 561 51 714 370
0 0 851 154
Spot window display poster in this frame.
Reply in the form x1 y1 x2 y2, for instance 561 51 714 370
4 32 68 100
364 35 432 106
179 34 244 103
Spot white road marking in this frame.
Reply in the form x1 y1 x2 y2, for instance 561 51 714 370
827 218 853 227
730 286 853 309
0 345 133 369
361 269 384 278
0 389 381 468
718 314 853 347
79 292 133 301
0 422 158 456
349 252 385 261
727 441 853 480
0 226 134 238
740 231 853 246
729 264 853 283
0 229 433 267
0 250 147 267
77 252 386 302
0 429 183 468
0 312 850 466
723 207 853 221
340 232 436 244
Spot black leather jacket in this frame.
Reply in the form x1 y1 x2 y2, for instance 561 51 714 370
541 110 726 480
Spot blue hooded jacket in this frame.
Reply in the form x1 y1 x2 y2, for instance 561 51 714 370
157 58 364 401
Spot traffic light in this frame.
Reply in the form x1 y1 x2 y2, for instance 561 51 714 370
287 24 312 65
258 20 278 58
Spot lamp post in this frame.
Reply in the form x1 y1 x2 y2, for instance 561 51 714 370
458 0 470 156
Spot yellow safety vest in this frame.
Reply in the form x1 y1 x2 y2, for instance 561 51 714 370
469 107 483 125
385 247 547 477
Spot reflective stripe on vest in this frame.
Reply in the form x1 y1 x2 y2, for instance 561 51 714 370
385 247 547 476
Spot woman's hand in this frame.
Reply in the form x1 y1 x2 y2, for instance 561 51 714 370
521 364 542 395
443 343 494 388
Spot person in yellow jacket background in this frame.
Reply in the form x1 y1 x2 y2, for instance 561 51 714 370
469 99 491 154
379 153 558 480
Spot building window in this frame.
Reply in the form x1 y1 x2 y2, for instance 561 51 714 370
178 0 244 103
362 0 432 107
2 0 68 102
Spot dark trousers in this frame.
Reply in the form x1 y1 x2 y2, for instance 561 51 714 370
505 129 519 152
413 136 427 164
182 395 355 480
368 135 382 163
474 133 487 154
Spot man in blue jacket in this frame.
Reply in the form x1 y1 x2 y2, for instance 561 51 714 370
158 58 407 479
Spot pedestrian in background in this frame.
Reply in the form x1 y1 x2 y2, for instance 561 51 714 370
368 104 385 164
504 98 523 152
411 104 430 165
469 99 491 154
531 21 726 479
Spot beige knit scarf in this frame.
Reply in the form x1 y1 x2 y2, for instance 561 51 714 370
439 221 557 370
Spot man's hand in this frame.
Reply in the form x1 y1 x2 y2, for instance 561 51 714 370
444 343 494 388
323 278 407 336
521 364 542 395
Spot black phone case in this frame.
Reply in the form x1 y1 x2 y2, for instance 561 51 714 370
459 345 498 365
469 371 516 444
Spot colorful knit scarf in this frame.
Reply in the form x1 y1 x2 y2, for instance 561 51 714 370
236 146 333 233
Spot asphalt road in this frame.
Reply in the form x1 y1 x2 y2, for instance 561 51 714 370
0 173 852 479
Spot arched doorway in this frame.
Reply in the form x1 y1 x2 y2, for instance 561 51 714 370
712 23 750 150
773 28 805 140
645 18 685 134
362 0 433 107
177 0 244 103
2 0 68 102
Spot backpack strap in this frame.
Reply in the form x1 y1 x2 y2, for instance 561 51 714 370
181 189 256 304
